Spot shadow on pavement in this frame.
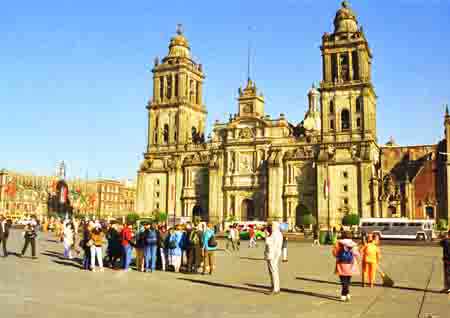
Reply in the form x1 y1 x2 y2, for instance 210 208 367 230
296 276 442 295
245 283 341 302
52 259 84 269
179 278 267 294
240 257 265 261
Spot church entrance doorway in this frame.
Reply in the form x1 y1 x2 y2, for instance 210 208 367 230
192 205 205 221
241 199 256 221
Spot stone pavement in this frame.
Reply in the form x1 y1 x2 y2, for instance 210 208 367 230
0 230 448 318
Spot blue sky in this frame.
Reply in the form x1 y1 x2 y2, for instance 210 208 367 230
1 0 449 180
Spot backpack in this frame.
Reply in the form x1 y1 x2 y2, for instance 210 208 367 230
168 237 177 249
190 231 200 246
337 245 354 264
207 234 217 248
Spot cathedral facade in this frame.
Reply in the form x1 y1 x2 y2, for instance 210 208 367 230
136 2 450 227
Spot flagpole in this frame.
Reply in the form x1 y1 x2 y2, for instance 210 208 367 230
326 161 331 242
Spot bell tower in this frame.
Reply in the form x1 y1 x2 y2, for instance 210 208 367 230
237 78 265 118
319 1 377 143
146 25 207 151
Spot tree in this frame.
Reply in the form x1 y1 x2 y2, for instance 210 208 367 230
437 219 448 231
125 212 140 225
299 213 317 226
342 213 360 226
154 211 168 223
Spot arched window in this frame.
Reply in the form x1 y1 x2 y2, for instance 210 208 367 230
356 96 363 113
329 101 334 114
163 124 169 143
166 75 172 99
341 109 350 130
356 117 361 128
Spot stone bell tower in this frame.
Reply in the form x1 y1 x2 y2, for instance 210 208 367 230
316 1 381 227
319 1 377 144
146 25 207 151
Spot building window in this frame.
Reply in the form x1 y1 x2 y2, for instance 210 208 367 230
340 53 350 82
343 171 348 178
156 203 160 209
341 109 350 130
352 50 359 80
175 74 179 97
343 185 348 192
156 179 160 186
343 198 349 205
356 117 361 128
330 119 335 130
166 75 172 99
163 124 169 143
155 191 160 198
159 76 164 100
329 101 334 114
356 96 363 113
331 53 338 82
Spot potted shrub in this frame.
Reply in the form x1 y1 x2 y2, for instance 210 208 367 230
299 213 317 238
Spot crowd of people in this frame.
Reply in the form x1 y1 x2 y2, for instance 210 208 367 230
58 219 219 275
1 213 449 300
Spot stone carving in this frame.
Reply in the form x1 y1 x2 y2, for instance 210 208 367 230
140 159 153 172
350 144 359 159
327 145 336 160
229 152 235 172
239 127 254 139
240 153 253 173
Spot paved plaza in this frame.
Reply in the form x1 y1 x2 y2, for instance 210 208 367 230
0 230 448 318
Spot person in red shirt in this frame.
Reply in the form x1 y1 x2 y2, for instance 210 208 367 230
121 224 134 271
248 225 257 248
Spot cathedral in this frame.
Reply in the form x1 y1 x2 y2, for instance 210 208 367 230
136 1 450 228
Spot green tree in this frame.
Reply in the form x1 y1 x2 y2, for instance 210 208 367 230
154 211 168 223
437 219 448 231
299 213 317 226
342 213 360 226
125 212 140 225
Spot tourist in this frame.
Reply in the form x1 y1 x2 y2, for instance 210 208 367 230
282 234 288 263
264 222 283 295
312 224 320 246
80 221 93 270
158 225 168 271
121 224 134 271
106 223 122 269
143 222 159 273
332 231 360 302
187 223 202 273
90 223 105 272
20 224 38 259
202 223 217 275
248 225 257 248
361 233 381 288
63 221 75 259
226 225 237 252
134 224 145 272
168 225 183 272
0 215 11 257
440 230 450 294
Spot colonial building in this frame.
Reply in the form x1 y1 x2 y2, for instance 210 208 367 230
0 167 136 219
136 1 450 227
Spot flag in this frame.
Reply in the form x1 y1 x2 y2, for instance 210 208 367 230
324 177 330 199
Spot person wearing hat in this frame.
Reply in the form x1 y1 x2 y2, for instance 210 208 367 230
440 230 450 294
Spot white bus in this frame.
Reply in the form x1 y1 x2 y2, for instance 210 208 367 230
359 218 435 241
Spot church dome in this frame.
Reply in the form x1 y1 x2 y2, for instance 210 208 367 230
168 25 191 59
333 1 358 34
